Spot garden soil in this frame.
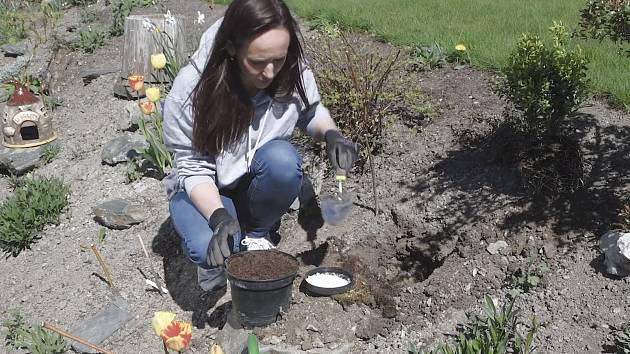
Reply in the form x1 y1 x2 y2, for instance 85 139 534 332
1 1 629 353
227 251 298 281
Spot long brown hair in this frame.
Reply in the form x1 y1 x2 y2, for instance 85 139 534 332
191 0 308 155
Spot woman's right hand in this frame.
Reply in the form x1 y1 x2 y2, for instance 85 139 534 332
206 208 240 267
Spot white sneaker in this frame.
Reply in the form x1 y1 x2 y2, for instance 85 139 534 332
241 236 276 251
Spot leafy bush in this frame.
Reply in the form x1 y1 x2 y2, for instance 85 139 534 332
308 31 400 158
76 28 106 53
0 176 69 257
3 309 68 354
499 22 589 137
578 0 630 45
410 296 538 354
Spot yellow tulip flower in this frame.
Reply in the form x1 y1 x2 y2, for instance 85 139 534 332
455 43 467 52
151 311 176 337
151 53 167 70
145 87 161 103
210 343 225 354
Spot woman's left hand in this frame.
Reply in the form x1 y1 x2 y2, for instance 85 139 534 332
324 130 358 173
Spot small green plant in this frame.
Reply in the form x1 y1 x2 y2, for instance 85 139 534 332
111 0 152 36
136 114 173 177
3 309 68 354
0 1 27 45
41 143 61 164
410 42 448 71
80 7 99 24
499 21 589 137
507 257 549 297
577 0 629 51
615 323 630 353
75 28 106 53
409 296 538 354
309 15 342 38
0 176 69 257
125 158 143 183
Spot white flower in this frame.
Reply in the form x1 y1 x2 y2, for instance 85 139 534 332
142 18 155 31
164 10 176 25
196 11 205 25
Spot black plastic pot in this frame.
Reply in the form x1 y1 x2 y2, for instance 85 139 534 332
225 251 298 327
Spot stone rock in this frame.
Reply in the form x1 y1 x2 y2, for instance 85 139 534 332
262 335 283 345
101 134 147 165
92 199 147 229
80 66 119 84
600 230 630 277
1 43 27 57
258 342 352 354
214 314 251 354
0 55 28 84
0 144 47 175
486 240 508 255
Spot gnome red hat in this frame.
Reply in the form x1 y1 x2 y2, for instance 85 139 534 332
6 80 38 106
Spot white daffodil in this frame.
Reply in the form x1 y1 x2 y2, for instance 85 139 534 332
196 11 205 25
142 18 154 31
164 10 176 25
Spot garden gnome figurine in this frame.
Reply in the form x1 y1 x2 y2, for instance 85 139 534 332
2 80 56 148
599 230 630 277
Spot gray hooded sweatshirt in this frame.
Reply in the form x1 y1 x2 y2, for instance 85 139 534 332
162 18 330 199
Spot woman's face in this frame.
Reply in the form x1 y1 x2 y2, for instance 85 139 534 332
235 26 290 95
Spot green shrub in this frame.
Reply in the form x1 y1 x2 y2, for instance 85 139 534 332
616 323 630 353
499 22 589 136
578 0 630 45
76 28 106 53
507 257 549 297
410 296 538 354
3 309 68 354
0 176 69 257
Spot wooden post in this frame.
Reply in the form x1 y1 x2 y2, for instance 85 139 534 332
120 14 186 84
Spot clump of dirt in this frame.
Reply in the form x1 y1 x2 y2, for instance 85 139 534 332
227 250 298 281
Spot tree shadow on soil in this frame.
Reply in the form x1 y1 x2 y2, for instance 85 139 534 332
403 111 630 254
152 218 224 329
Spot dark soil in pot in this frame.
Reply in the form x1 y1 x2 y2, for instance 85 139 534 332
227 250 298 281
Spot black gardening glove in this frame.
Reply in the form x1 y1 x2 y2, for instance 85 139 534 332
325 130 358 174
206 208 240 267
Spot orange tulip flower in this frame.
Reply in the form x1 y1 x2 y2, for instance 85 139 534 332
139 100 156 115
128 74 145 92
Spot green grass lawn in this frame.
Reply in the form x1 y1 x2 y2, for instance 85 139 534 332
218 0 629 107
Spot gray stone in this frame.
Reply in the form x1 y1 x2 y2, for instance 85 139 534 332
0 54 28 84
259 342 352 354
216 311 251 354
600 230 630 277
92 198 147 230
0 43 27 57
0 144 47 175
101 134 147 165
486 240 508 255
80 66 119 84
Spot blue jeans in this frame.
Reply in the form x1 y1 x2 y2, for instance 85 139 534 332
169 139 302 291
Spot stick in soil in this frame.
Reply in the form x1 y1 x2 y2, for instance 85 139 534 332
42 322 114 354
368 153 379 216
90 244 113 288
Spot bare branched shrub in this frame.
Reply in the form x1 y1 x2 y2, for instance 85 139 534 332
307 31 400 158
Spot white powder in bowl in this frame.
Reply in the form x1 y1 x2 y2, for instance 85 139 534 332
306 272 350 288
